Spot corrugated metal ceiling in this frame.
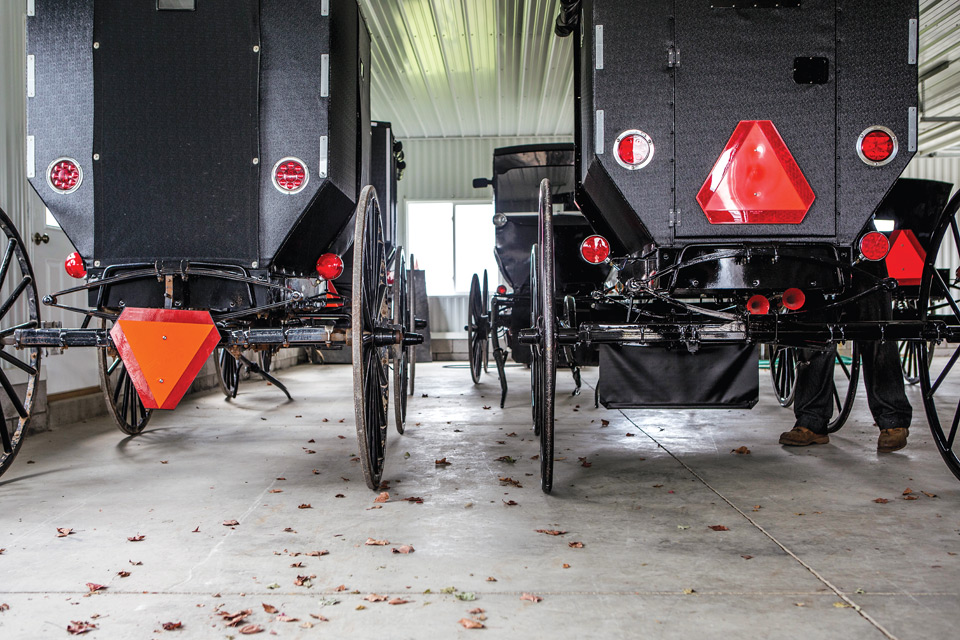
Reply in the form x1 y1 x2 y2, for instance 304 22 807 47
363 0 960 155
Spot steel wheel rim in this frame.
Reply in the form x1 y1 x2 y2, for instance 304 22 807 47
393 247 409 434
468 273 484 384
824 344 860 434
536 179 556 494
215 347 240 399
770 346 797 407
99 320 152 436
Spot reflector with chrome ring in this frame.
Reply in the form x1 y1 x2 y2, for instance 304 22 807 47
580 235 611 264
47 158 83 194
857 126 898 167
859 231 890 261
272 157 310 194
614 130 655 170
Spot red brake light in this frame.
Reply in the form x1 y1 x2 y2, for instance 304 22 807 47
64 252 86 279
746 295 770 315
696 120 815 225
859 231 890 261
496 284 507 295
782 288 806 311
273 157 309 194
614 130 655 170
316 253 344 280
858 127 898 166
48 158 82 194
580 235 611 264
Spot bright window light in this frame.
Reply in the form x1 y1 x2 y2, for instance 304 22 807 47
454 203 497 294
406 201 455 295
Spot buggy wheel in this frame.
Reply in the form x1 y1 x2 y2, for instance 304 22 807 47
99 320 152 436
0 209 42 477
824 343 860 434
770 345 798 407
258 349 274 374
408 253 417 396
392 247 409 434
491 296 508 408
918 191 960 480
533 179 556 494
562 295 582 396
482 270 490 373
214 347 240 399
352 185 391 490
467 273 487 384
899 340 933 385
530 249 541 436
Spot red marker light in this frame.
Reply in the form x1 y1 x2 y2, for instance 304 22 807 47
64 252 86 279
316 253 344 280
782 288 806 311
858 128 898 166
580 235 611 264
746 295 770 315
273 157 309 194
859 231 890 261
496 284 507 295
615 130 655 170
48 158 82 194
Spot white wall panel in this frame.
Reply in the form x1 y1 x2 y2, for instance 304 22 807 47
903 157 960 273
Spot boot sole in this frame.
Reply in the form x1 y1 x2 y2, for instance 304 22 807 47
779 437 829 446
878 442 907 453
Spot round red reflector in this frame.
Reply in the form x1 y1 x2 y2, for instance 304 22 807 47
580 235 611 264
746 294 770 315
273 157 309 194
614 130 655 170
316 253 344 280
782 288 806 311
64 252 86 279
48 158 82 194
859 232 890 261
857 127 898 166
496 285 507 295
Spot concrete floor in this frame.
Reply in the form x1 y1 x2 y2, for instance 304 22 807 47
1 360 958 639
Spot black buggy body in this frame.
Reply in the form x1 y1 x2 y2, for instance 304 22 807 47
520 0 960 492
0 0 420 489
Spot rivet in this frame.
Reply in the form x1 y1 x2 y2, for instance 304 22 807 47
94 260 101 267
158 379 164 384
162 336 167 340
253 45 260 53
252 261 259 268
93 153 100 161
253 158 259 165
93 42 100 50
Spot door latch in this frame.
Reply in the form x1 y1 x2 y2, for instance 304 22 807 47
32 232 49 245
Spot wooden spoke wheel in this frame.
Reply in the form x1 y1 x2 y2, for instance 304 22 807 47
918 191 960 481
0 208 42 477
824 344 860 434
770 345 798 407
467 272 489 384
532 179 556 494
899 340 933 385
392 247 410 434
408 252 417 397
99 319 152 436
214 347 241 399
352 185 391 490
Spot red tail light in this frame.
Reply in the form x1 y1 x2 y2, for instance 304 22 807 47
614 130 655 170
746 294 770 315
316 253 344 280
48 158 82 194
580 235 611 264
782 288 806 311
496 285 507 295
696 120 815 225
859 231 890 261
273 157 309 194
64 252 86 279
857 127 898 166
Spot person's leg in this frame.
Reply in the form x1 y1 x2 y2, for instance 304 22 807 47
861 340 912 451
780 346 836 445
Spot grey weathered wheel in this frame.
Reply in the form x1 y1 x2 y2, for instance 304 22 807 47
0 207 42 477
352 185 391 490
392 247 409 434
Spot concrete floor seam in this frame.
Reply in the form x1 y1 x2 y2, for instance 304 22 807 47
616 407 900 640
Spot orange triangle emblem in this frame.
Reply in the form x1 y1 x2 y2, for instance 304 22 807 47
111 309 221 410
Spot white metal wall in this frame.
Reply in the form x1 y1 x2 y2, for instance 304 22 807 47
903 156 960 273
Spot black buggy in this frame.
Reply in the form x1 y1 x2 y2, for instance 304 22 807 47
467 144 607 408
520 0 960 493
0 0 421 490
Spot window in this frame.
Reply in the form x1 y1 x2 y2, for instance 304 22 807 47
406 201 498 296
45 207 61 230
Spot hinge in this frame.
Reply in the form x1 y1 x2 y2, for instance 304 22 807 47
668 47 680 68
669 208 681 228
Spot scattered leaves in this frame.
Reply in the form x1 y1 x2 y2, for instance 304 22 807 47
459 618 485 629
298 504 312 509
276 615 299 623
218 609 253 627
499 477 522 488
578 457 592 468
223 520 240 527
388 598 410 605
435 458 452 466
535 529 567 536
374 492 390 503
741 555 753 560
486 577 497 582
903 488 913 495
833 602 852 609
239 624 263 634
483 406 491 410
365 538 390 546
402 496 424 504
731 446 751 455
873 498 890 504
496 456 516 464
269 489 283 494
67 621 97 635
503 500 518 506
57 528 75 538
364 594 388 602
456 592 476 602
520 593 543 603
306 550 329 557
708 525 729 531
262 604 278 614
117 571 131 578
161 621 182 631
86 583 106 593
294 575 313 587
392 545 415 554
335 494 345 498
568 541 584 548
904 495 920 501
127 534 146 542
601 419 610 427
923 491 938 498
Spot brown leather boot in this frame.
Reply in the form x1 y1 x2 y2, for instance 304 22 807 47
779 426 829 446
878 427 908 453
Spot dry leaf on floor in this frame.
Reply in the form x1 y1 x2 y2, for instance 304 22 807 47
335 494 345 498
298 504 312 509
290 562 304 568
601 420 610 427
403 496 424 504
218 610 253 627
496 456 516 463
283 527 296 533
161 622 182 630
903 487 913 495
335 585 348 592
578 457 592 468
520 593 543 603
269 489 283 494
223 520 240 527
922 491 938 498
503 500 518 506
468 608 484 614
499 477 522 487
506 432 517 437
129 560 142 566
741 555 753 560
535 529 568 536
562 563 571 569
191 526 200 533
276 615 299 622
568 541 584 548
127 534 146 542
873 498 889 504
364 594 388 602
392 545 415 554
294 575 313 587
85 583 106 593
731 446 751 455
483 406 491 410
708 525 729 531
435 458 452 466
365 538 390 546
459 618 485 629
306 550 329 557
117 571 131 578
833 602 852 609
262 604 277 614
67 621 97 635
904 495 920 501
486 577 497 582
388 598 410 605
239 624 263 634
304 450 316 455
310 614 330 621
626 433 635 437
374 492 390 503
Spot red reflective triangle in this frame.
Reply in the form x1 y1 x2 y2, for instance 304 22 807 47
884 229 926 286
697 120 815 225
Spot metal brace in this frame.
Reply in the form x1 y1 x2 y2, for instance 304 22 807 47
668 46 680 68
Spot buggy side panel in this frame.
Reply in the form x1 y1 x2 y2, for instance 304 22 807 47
371 121 397 254
25 0 95 258
93 0 260 265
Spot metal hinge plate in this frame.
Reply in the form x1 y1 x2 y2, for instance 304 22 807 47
668 47 680 68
